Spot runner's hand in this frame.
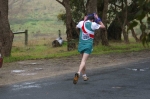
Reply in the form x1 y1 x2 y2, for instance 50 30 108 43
84 16 88 21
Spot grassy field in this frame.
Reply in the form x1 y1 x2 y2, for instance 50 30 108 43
9 0 65 34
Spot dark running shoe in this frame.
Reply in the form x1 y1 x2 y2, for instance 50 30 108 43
73 73 79 84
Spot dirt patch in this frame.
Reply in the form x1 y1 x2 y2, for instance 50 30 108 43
0 50 150 86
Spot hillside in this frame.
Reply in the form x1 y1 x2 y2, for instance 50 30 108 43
8 0 66 36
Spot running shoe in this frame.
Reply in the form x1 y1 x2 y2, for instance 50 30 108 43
73 73 79 84
83 76 89 81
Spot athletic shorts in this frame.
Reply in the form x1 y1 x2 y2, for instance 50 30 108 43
78 42 93 54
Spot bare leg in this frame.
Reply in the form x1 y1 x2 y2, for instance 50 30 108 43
82 66 86 75
78 53 89 74
80 54 86 75
73 53 89 84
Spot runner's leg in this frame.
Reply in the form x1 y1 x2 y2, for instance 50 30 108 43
78 53 89 74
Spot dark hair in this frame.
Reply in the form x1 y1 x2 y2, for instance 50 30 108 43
87 14 94 20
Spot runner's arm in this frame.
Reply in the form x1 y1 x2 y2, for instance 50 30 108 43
99 21 105 29
94 13 105 29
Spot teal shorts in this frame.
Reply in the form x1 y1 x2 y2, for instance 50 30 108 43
78 43 93 54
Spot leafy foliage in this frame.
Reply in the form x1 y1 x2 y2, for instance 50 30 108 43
57 12 66 24
57 0 86 24
128 20 138 31
70 0 86 22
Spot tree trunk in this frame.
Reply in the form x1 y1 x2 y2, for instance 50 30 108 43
130 28 140 42
56 0 78 51
86 0 101 45
0 0 14 57
121 0 129 44
64 0 76 51
139 20 148 47
86 0 97 14
101 0 109 46
127 22 140 42
122 28 129 43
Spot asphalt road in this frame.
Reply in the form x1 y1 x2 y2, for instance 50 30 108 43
0 58 150 99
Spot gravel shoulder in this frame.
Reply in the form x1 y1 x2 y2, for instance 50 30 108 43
0 50 150 86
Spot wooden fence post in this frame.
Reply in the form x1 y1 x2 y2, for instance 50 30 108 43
58 30 61 38
13 30 28 46
25 30 28 46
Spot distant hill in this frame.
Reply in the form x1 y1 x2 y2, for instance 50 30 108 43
8 0 66 35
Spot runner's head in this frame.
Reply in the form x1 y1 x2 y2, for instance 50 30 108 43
87 14 94 21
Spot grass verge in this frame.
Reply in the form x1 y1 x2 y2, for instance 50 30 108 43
4 40 149 63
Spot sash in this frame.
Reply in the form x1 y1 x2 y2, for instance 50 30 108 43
81 21 94 39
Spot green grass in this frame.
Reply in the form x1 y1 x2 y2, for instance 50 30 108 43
4 39 149 63
9 0 65 34
93 42 145 55
10 20 65 34
4 45 79 63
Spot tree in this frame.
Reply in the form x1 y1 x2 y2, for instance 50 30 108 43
0 0 14 57
107 0 127 42
127 22 140 42
107 0 150 43
120 0 129 43
100 0 109 46
86 0 109 46
56 0 78 51
127 0 150 45
136 0 150 45
86 0 100 45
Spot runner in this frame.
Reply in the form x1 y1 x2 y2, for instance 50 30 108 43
73 13 105 84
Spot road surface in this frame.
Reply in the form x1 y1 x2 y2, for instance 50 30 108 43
0 58 150 99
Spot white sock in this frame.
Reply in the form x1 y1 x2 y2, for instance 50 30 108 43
82 74 87 77
77 72 80 76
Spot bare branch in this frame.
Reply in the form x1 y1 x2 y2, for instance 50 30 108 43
56 0 64 6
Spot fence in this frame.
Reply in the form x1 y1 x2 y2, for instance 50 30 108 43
13 30 28 46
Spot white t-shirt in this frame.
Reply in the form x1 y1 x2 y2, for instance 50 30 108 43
76 20 101 30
